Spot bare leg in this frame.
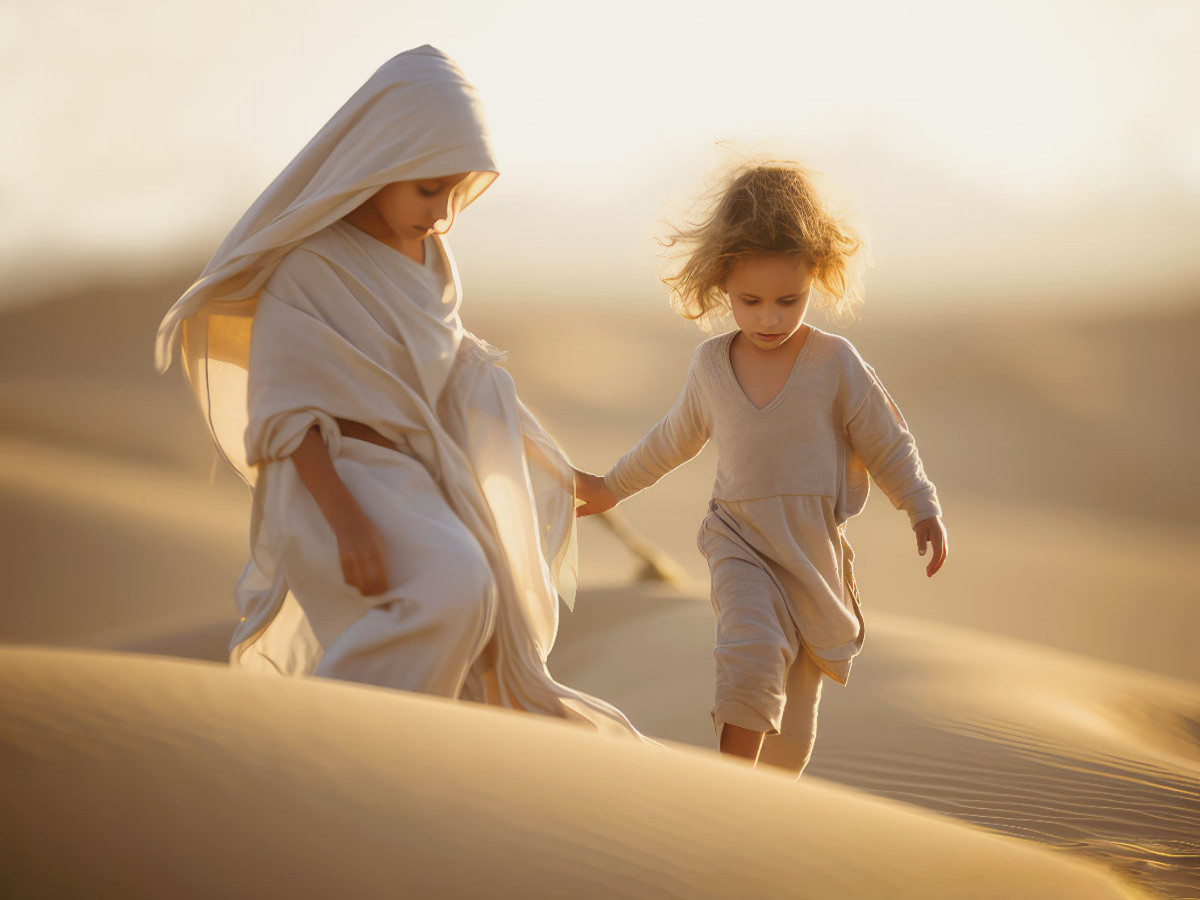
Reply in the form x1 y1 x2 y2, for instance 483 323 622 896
758 648 824 778
720 723 766 764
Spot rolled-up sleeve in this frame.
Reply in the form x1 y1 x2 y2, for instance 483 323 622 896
245 407 342 465
243 291 345 466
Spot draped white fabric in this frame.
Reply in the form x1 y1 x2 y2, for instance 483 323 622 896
155 45 496 481
154 46 642 736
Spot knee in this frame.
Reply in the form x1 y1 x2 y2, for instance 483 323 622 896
429 538 495 625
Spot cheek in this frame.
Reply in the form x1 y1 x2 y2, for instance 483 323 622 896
378 186 418 220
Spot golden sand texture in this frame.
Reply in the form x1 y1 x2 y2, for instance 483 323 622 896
2 272 1197 898
550 589 1200 899
0 646 1152 900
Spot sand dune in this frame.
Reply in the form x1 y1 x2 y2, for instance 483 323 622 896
106 580 1200 897
550 588 1200 898
0 646 1153 900
2 273 1198 897
0 433 245 647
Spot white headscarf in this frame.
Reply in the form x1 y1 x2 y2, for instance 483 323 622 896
154 45 498 474
151 47 644 736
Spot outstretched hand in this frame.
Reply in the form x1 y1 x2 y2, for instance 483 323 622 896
574 469 618 517
914 517 948 577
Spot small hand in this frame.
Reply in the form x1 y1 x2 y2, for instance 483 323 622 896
914 517 948 577
334 509 390 596
573 468 618 517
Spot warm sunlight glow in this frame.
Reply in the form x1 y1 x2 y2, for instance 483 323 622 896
3 0 1198 310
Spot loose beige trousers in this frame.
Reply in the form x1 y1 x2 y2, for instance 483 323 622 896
705 547 825 778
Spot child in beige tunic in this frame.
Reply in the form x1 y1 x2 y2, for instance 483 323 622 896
575 162 948 775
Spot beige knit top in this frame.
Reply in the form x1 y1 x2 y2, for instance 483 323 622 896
604 328 941 529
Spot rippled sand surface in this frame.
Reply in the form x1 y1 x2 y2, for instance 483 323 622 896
2 273 1196 897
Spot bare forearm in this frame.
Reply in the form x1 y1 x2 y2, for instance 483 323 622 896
289 426 390 596
290 426 364 531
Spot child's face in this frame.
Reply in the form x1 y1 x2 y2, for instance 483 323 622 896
369 173 471 241
724 254 813 351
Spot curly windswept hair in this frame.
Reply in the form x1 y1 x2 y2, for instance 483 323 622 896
660 160 865 326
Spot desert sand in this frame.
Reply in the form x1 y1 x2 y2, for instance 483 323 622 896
0 271 1196 898
0 645 1157 899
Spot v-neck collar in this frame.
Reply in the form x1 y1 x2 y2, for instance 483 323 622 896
722 327 818 412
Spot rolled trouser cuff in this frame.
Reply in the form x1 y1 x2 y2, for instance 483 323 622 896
712 695 783 737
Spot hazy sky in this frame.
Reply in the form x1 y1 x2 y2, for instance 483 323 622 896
2 0 1198 311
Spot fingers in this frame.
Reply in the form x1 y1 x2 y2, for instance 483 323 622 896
926 529 947 578
363 551 388 595
341 550 389 596
913 518 947 578
341 557 365 594
574 470 617 518
575 497 615 518
360 564 388 596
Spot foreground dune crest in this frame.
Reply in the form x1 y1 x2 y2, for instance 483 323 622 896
0 647 1150 899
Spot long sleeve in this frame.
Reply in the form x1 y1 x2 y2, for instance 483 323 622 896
604 359 710 502
845 373 941 527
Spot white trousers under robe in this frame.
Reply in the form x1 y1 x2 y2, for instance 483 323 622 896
261 436 496 697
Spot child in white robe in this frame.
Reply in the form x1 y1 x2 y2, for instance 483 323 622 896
575 162 949 773
155 46 641 737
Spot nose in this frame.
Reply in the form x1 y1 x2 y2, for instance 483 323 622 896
432 194 453 225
